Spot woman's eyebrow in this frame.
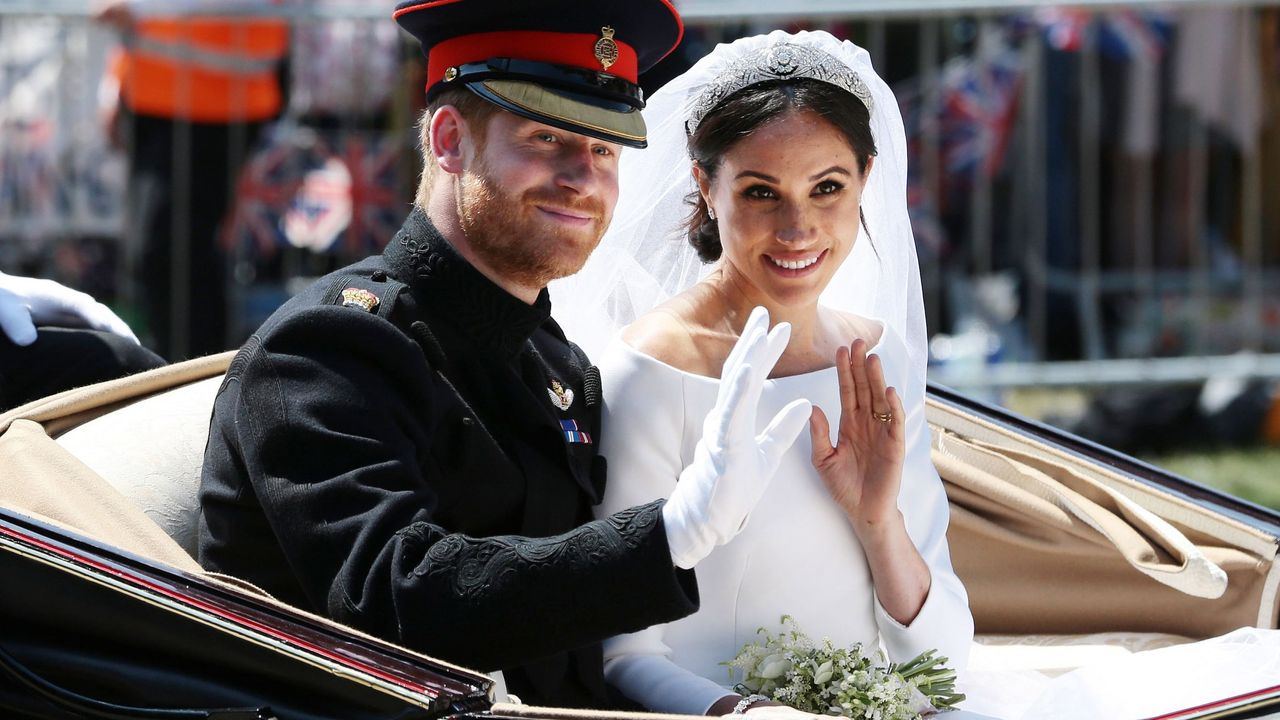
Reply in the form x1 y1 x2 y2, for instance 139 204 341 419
733 166 852 182
810 165 851 180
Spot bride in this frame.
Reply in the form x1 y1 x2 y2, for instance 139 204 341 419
553 30 973 716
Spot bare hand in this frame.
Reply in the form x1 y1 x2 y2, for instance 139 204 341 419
808 338 906 535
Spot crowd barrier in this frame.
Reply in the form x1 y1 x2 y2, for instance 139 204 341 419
2 1 1278 387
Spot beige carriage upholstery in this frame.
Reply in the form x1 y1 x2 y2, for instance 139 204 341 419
2 356 1279 683
930 396 1280 639
0 353 235 572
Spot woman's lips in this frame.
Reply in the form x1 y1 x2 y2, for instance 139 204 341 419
764 249 827 277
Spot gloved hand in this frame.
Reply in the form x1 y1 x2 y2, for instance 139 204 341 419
663 306 812 569
0 272 139 347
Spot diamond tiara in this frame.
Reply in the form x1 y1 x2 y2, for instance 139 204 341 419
686 43 874 135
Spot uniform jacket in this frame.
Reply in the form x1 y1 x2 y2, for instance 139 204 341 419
198 210 698 707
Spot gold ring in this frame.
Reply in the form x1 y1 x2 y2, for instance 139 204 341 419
872 411 893 423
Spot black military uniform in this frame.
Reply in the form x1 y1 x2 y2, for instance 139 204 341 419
200 211 697 706
200 0 693 707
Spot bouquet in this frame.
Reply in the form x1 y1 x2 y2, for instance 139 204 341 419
725 616 964 719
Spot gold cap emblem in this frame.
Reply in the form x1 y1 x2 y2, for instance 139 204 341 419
340 287 380 313
594 26 619 71
547 379 574 411
444 66 459 82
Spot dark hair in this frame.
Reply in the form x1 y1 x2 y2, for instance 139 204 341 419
686 79 877 263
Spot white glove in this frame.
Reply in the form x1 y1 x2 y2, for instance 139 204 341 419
0 272 139 347
662 306 812 569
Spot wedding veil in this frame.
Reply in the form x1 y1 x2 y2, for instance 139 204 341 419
550 29 928 386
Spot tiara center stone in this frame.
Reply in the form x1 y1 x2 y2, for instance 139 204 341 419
767 46 799 76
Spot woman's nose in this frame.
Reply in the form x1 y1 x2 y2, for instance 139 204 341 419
775 201 815 243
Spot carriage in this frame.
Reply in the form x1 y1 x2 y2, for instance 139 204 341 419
1 353 1277 719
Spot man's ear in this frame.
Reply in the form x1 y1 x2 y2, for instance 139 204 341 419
429 105 469 175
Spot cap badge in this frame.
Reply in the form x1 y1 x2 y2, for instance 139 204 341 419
547 378 574 411
340 287 380 313
444 66 459 82
594 26 619 71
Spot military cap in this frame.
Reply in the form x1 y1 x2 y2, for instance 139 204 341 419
394 0 683 148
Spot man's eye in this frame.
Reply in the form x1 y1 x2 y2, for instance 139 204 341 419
592 145 613 156
538 133 558 143
814 180 844 195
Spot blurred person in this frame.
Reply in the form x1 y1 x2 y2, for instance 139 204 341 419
96 0 290 360
1060 376 1280 454
0 271 164 412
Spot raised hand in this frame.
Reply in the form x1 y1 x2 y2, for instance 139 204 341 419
809 338 906 535
663 306 813 569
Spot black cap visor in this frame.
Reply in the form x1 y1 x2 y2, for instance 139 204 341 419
435 59 648 148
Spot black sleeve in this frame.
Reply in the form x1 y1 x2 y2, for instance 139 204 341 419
225 306 697 671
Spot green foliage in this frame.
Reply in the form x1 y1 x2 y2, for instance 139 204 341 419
725 616 964 719
1140 447 1280 511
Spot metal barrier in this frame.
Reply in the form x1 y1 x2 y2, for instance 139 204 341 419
1 1 1278 385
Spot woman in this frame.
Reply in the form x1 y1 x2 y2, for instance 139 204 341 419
552 30 973 716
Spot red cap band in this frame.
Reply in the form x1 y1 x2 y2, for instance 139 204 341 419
428 30 639 91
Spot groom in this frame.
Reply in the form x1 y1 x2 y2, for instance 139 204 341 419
199 0 810 710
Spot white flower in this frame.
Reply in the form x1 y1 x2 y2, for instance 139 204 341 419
759 654 793 680
814 660 834 685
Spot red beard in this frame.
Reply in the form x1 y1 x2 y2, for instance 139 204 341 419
457 165 608 291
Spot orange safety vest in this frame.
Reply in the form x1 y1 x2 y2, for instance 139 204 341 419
115 17 289 123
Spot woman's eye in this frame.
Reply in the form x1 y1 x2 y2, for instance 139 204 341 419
744 185 776 199
814 180 844 195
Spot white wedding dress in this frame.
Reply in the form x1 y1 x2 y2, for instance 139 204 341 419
593 320 974 715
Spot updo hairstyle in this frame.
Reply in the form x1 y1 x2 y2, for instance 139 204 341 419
685 78 877 263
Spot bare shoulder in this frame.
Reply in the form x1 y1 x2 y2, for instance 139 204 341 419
620 294 725 376
620 304 700 368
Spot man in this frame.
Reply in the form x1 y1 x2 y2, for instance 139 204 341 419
96 0 289 360
199 0 811 710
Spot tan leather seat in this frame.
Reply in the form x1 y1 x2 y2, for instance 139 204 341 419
55 375 222 558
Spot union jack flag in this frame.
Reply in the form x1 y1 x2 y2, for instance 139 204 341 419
938 46 1024 180
220 129 295 257
222 129 409 260
1036 8 1090 52
338 133 406 256
1097 11 1173 63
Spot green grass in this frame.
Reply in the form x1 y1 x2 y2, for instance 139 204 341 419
1001 388 1280 511
1136 447 1280 511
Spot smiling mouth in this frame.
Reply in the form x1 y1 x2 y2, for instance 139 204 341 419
767 251 824 271
537 206 593 223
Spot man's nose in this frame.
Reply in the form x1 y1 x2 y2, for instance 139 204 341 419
554 145 601 194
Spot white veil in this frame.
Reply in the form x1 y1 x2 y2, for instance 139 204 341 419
550 29 928 385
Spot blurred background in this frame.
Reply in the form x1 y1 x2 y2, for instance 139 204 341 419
1 0 1278 505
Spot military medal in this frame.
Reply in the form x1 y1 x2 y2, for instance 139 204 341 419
340 287 380 313
594 26 619 71
560 419 592 444
547 379 574 411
